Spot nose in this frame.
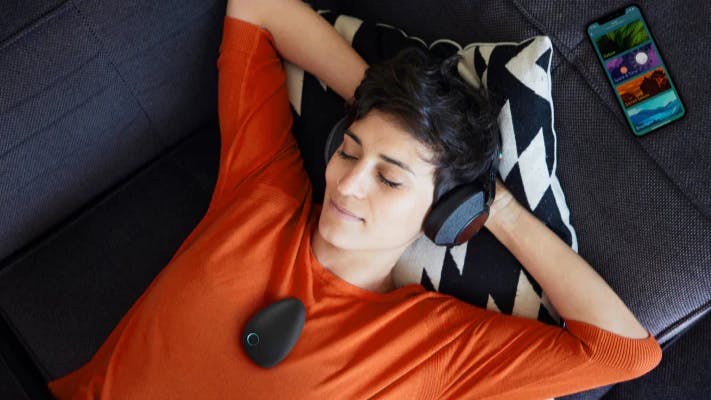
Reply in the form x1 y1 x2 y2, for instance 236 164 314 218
336 162 370 199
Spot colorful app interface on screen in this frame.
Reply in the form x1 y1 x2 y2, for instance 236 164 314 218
588 6 685 136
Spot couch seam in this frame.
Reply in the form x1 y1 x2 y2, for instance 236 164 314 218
0 125 216 381
509 0 711 224
164 120 220 194
0 1 73 51
657 301 711 343
508 0 626 125
68 0 167 149
507 4 711 345
0 342 37 398
0 304 51 384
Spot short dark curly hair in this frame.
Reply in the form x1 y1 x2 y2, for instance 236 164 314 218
344 46 500 206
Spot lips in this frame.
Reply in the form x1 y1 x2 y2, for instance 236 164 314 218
330 200 363 221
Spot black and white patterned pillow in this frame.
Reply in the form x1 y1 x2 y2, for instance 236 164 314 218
286 11 577 325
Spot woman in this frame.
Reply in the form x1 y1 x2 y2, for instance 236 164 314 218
47 0 661 398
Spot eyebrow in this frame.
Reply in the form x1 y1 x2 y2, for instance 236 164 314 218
344 130 415 176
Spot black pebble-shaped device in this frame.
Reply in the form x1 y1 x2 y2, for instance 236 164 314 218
242 297 306 368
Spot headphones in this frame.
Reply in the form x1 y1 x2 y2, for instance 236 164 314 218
325 116 502 247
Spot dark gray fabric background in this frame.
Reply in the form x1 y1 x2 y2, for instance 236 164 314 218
0 0 222 262
0 0 708 399
0 127 219 381
0 0 224 386
0 355 28 400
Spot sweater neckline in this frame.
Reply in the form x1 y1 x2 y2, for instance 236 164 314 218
306 204 426 302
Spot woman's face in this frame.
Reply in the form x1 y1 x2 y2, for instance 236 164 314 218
319 109 436 252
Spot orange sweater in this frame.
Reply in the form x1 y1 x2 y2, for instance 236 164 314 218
47 16 661 399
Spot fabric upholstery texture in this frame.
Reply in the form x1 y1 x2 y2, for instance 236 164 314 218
0 0 224 262
0 354 28 400
515 0 711 218
0 126 219 380
0 311 53 400
0 0 708 399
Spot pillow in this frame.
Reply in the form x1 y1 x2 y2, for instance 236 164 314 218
285 10 578 326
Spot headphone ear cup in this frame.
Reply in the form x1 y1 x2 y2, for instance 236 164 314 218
324 117 349 164
424 145 501 246
423 182 490 246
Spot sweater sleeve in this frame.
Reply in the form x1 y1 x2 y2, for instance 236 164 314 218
432 303 662 400
214 16 296 204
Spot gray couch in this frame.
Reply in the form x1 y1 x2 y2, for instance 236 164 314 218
0 0 708 399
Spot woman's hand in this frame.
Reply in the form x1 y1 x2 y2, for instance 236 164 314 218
484 177 650 339
484 178 523 232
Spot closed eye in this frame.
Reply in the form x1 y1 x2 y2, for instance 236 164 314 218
337 150 402 189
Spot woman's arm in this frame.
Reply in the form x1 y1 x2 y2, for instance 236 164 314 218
484 179 650 339
226 0 368 102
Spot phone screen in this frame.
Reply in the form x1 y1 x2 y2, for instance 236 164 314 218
587 5 685 136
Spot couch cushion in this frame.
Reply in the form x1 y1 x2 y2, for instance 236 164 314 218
72 0 224 146
550 58 711 341
514 0 711 219
0 311 53 400
0 123 219 380
0 354 29 400
0 0 224 263
0 0 67 43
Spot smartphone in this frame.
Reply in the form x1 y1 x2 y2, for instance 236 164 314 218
587 5 685 136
